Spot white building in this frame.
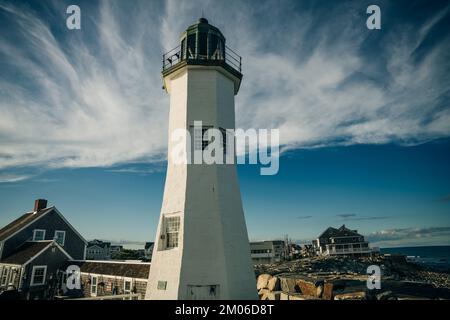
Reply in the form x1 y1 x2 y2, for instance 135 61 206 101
146 18 257 300
109 245 123 258
250 241 285 264
86 240 111 260
312 225 379 256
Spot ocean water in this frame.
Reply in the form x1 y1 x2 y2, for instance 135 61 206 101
380 246 450 270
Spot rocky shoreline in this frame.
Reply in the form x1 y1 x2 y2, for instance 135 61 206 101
255 254 450 300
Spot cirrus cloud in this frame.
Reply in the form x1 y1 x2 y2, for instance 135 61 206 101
0 0 449 177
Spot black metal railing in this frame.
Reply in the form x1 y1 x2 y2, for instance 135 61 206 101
162 45 182 70
162 44 242 74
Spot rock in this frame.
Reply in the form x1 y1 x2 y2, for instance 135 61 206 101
258 288 270 295
396 295 431 300
255 256 450 300
267 276 280 291
280 292 289 300
279 276 299 293
382 280 438 299
334 291 366 300
258 288 270 299
288 293 318 300
435 287 450 299
316 284 324 298
262 291 282 300
296 278 317 297
257 274 272 290
296 278 324 297
376 290 395 300
322 282 334 300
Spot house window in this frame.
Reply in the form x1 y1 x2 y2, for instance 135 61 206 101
91 276 98 296
124 278 133 294
164 216 180 249
8 267 17 285
60 272 67 288
31 266 47 286
33 229 46 241
1 267 9 286
54 230 66 246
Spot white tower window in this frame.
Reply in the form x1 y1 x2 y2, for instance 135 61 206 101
192 126 229 155
193 126 214 151
162 216 180 249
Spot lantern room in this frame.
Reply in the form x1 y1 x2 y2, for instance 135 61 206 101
162 17 242 89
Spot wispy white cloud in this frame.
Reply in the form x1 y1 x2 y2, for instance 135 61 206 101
0 0 449 177
0 1 167 171
107 165 165 175
367 227 450 247
0 173 33 183
296 215 312 220
336 213 390 221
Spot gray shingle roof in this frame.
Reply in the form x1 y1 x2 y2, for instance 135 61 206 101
0 207 54 241
318 225 361 239
69 261 151 279
1 241 53 265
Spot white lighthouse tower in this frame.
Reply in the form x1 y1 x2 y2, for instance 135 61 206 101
146 18 257 300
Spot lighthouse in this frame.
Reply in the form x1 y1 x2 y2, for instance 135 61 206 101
146 18 257 300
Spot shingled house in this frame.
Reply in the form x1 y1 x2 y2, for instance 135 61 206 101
0 199 152 300
86 240 111 260
0 199 87 299
62 260 150 299
312 224 378 257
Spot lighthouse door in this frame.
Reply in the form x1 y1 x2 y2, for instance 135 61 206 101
187 285 220 300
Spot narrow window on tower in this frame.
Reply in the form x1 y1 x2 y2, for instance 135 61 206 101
202 127 210 150
209 34 218 59
181 38 186 61
219 128 227 156
187 34 196 59
193 127 203 151
164 216 180 249
198 32 207 58
218 39 225 60
192 125 213 151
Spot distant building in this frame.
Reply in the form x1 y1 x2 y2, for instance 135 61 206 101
250 240 285 264
287 243 314 259
312 224 379 256
144 242 154 260
86 240 111 260
61 260 150 299
109 245 123 258
0 199 87 299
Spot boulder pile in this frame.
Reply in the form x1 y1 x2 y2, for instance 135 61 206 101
255 255 450 300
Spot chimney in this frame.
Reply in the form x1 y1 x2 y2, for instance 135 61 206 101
34 199 47 212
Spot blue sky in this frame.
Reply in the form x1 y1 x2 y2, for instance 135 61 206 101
0 0 449 248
